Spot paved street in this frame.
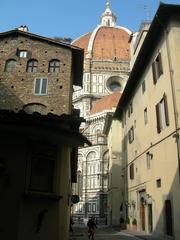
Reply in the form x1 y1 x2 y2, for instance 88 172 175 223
70 226 146 240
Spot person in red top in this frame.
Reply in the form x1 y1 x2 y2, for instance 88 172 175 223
87 217 97 240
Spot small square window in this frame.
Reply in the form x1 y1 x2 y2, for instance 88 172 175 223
19 50 28 58
156 178 161 188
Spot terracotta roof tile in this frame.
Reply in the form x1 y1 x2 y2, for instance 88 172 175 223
72 26 130 60
90 92 121 115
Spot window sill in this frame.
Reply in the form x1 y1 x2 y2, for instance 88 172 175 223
23 191 62 201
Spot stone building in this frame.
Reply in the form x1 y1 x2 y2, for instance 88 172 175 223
0 26 83 115
114 3 180 239
0 27 89 240
72 1 131 224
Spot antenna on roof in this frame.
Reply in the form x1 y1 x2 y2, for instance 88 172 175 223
143 4 151 22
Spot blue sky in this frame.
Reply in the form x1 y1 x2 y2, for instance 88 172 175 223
1 0 180 40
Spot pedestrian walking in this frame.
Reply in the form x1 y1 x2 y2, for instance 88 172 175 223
87 217 97 240
69 216 74 234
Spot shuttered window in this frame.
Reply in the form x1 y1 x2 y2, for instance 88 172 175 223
129 163 134 180
152 53 163 84
128 126 134 143
156 94 169 133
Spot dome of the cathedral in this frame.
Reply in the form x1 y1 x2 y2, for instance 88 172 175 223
72 2 131 61
73 27 130 61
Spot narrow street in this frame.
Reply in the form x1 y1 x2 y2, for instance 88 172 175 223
70 226 154 240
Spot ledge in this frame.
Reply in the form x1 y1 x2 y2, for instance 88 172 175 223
23 191 62 201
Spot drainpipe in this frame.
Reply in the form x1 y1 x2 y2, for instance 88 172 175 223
156 14 180 180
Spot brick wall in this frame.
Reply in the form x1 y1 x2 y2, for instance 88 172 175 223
0 34 73 115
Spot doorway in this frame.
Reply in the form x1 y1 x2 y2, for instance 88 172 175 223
140 197 145 231
165 200 173 236
148 204 153 233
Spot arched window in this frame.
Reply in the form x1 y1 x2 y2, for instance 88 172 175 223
23 103 47 114
4 59 16 72
87 151 96 161
27 59 38 72
48 59 60 73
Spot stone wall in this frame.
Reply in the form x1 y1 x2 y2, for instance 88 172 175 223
0 34 73 115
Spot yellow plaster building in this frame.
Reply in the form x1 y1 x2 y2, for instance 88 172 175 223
112 3 180 239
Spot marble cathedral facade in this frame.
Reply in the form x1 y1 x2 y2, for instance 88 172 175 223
72 1 131 224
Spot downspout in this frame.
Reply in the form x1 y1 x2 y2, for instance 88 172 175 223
156 14 180 180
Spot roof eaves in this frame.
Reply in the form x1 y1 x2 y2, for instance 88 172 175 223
0 29 78 50
114 3 180 119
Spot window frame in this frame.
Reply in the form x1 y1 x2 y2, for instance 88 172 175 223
19 50 28 58
48 59 60 73
4 59 17 72
27 59 38 73
34 77 48 95
25 142 60 199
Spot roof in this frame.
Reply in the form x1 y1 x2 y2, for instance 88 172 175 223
0 110 91 146
90 92 121 115
0 29 84 86
114 3 180 119
72 25 131 61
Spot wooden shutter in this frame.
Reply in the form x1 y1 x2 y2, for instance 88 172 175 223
156 103 161 133
158 53 163 76
163 94 169 126
16 48 20 57
152 62 157 84
130 163 134 179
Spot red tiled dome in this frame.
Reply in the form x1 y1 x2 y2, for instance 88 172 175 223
72 26 130 61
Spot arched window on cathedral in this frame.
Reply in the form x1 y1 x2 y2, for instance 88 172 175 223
4 59 17 72
87 151 96 161
48 59 60 73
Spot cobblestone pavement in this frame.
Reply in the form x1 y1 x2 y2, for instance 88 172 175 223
70 226 145 240
70 226 172 240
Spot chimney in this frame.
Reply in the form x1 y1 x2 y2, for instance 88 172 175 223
17 25 29 32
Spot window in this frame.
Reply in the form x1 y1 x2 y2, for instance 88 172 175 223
152 53 163 84
34 78 48 95
156 94 169 133
142 80 146 93
27 59 38 72
146 152 152 169
92 203 96 212
4 59 16 72
144 108 148 124
156 178 161 188
48 59 60 73
129 163 134 180
28 143 57 193
19 50 28 58
128 126 134 143
87 203 91 212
